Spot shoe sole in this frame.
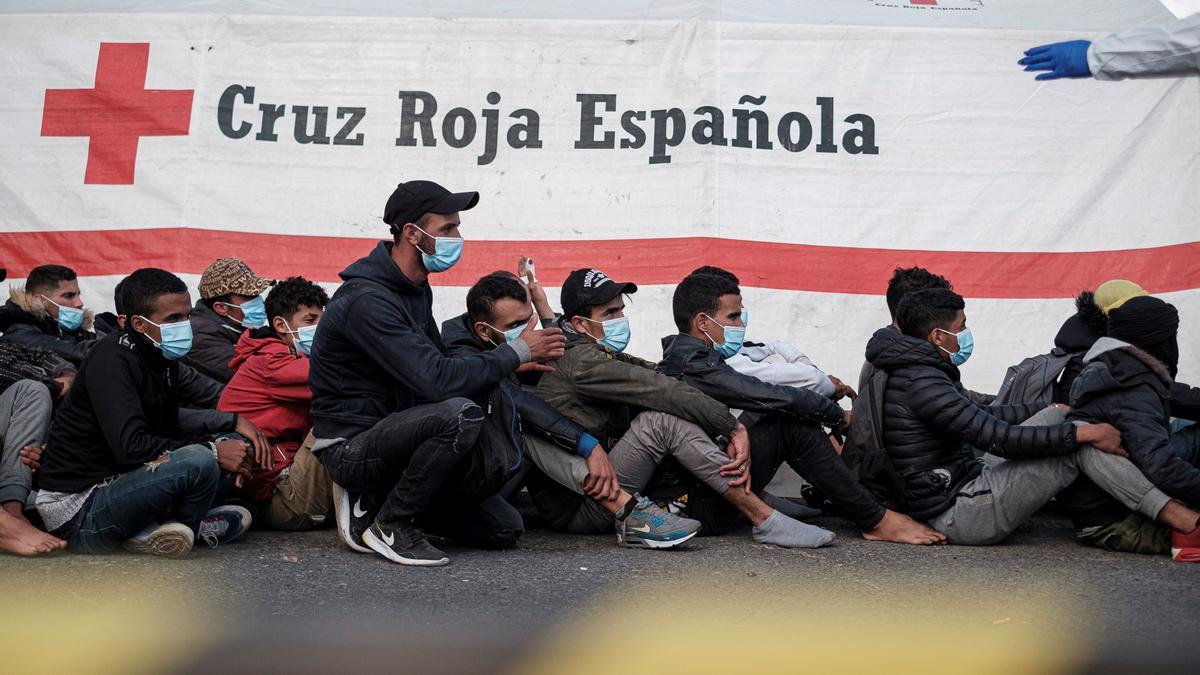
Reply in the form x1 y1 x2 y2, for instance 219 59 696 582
362 529 450 566
123 526 194 559
332 483 372 554
1171 547 1200 562
619 530 698 550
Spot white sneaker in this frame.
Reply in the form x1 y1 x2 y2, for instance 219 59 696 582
123 521 194 558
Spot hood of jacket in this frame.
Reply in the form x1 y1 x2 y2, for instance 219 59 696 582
229 326 296 372
0 285 94 333
339 240 427 297
1071 337 1173 405
864 326 957 378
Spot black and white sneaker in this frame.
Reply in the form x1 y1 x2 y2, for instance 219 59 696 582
362 520 450 567
332 482 377 554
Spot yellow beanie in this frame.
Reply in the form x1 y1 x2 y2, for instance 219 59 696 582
1094 279 1148 314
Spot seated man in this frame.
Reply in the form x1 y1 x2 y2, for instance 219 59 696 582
309 180 566 566
0 264 96 365
443 271 700 548
538 268 833 548
35 268 262 557
690 266 853 401
661 273 942 545
186 258 274 383
866 287 1200 548
218 277 333 531
107 277 224 409
1066 296 1200 560
0 379 64 555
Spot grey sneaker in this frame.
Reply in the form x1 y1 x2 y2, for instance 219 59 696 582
123 521 194 558
616 497 701 549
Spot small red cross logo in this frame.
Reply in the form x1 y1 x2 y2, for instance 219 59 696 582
41 43 194 185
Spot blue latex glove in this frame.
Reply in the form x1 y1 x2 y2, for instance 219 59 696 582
1019 40 1093 80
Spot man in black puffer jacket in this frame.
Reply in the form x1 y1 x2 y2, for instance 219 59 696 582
1066 296 1200 560
869 288 1191 545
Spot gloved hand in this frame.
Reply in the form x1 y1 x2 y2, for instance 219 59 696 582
1019 40 1093 80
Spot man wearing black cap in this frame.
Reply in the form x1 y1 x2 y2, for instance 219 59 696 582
308 180 567 566
1067 295 1200 561
535 268 836 549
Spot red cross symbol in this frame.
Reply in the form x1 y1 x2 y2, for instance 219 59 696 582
41 43 193 185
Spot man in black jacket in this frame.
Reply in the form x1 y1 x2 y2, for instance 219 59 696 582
869 288 1198 545
185 258 274 383
1067 296 1200 560
661 273 945 545
35 268 263 557
308 180 566 567
442 272 701 548
0 264 97 366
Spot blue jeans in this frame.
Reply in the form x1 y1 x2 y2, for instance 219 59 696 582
67 445 220 554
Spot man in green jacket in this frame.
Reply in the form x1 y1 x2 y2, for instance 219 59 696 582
536 268 834 549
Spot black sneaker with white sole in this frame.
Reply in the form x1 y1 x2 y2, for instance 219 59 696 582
332 482 378 554
362 520 450 567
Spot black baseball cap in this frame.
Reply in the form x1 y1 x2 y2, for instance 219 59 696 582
383 180 480 232
561 268 638 319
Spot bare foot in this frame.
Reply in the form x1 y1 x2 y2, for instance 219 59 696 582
0 509 67 556
862 509 946 545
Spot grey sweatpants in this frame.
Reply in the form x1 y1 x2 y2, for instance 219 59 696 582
931 407 1171 545
0 381 54 505
525 411 732 534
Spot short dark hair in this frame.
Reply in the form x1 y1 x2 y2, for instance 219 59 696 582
113 277 127 316
26 265 77 296
690 266 739 285
896 288 965 339
266 277 328 333
673 273 740 333
886 266 953 319
123 268 188 319
467 273 529 326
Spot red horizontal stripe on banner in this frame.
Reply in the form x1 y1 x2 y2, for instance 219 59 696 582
2 228 1198 299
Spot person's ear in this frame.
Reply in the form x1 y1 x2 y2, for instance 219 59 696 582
212 301 230 318
403 222 425 248
271 315 289 335
569 315 591 337
472 321 492 343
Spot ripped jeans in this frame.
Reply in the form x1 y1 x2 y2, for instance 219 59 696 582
64 444 220 553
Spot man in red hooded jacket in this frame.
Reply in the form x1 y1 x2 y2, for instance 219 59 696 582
218 277 332 530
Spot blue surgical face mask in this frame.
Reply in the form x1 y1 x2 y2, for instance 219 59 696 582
137 316 193 360
582 316 631 354
42 295 84 331
936 327 974 367
413 225 464 273
222 296 267 329
483 320 529 347
284 319 318 356
702 313 746 359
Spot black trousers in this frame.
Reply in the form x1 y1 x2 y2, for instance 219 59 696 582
681 415 886 534
319 398 522 549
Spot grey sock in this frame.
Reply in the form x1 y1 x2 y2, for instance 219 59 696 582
762 492 824 520
752 510 834 549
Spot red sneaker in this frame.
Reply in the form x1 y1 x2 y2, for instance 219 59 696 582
1170 526 1200 562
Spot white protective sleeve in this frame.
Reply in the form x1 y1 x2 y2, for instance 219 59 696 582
726 340 836 398
1088 13 1200 80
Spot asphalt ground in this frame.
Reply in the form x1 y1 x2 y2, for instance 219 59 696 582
2 486 1198 675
